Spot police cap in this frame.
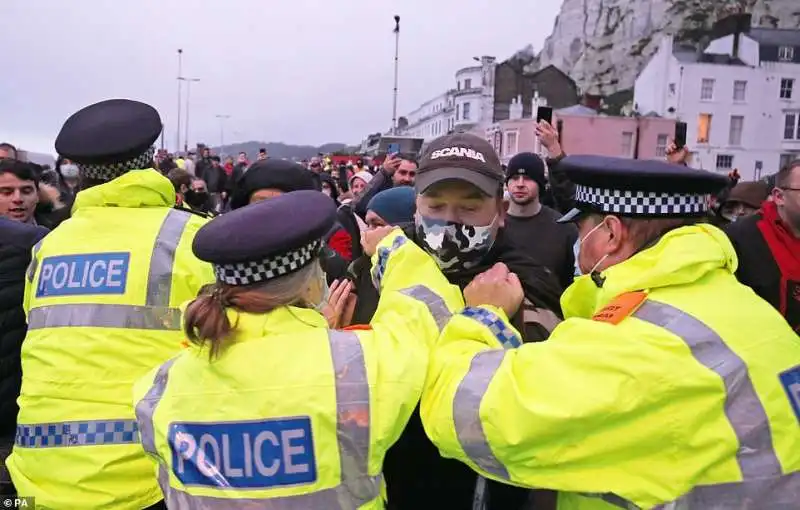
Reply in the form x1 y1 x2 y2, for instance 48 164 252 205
230 159 318 210
55 99 162 181
557 155 728 223
193 190 336 286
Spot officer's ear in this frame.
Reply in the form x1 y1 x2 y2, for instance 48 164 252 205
602 215 627 253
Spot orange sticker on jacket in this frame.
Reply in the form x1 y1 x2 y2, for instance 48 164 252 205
343 324 372 331
592 291 648 325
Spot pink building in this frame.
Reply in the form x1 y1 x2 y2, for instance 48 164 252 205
488 110 676 163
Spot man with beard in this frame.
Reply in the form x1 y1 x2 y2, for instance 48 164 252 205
504 152 578 288
726 159 800 332
381 133 563 510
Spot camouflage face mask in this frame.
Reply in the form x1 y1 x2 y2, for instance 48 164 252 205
415 214 498 274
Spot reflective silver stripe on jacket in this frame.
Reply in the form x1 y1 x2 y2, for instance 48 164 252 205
26 209 191 331
634 300 782 479
453 349 510 480
26 240 43 283
590 299 795 509
15 419 139 448
146 209 192 307
27 303 182 330
371 235 407 290
133 330 381 508
399 285 452 332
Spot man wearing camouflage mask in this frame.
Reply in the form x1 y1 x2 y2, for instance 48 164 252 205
383 132 563 510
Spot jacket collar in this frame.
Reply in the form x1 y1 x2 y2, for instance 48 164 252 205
72 169 176 212
561 224 738 319
228 306 328 343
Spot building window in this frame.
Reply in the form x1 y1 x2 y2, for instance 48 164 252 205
716 154 734 170
785 113 800 140
700 78 715 101
778 46 795 62
464 78 472 89
754 160 763 181
668 83 676 96
697 113 712 144
780 153 799 170
621 131 634 158
729 115 744 146
780 78 794 99
457 81 461 91
655 134 669 157
504 131 518 157
463 102 471 121
456 104 460 121
733 80 747 102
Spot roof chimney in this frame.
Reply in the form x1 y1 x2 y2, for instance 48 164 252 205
711 12 752 59
581 93 602 111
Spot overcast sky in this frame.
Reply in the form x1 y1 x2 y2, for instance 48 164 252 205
1 0 561 154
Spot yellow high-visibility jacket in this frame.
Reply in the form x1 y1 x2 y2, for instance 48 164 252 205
7 169 215 509
133 230 463 509
422 224 800 509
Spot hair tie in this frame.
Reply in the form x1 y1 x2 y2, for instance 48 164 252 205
212 287 230 307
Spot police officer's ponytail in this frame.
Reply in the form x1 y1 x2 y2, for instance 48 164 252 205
184 263 320 360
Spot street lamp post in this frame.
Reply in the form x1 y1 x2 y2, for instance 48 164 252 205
176 49 183 153
216 114 231 153
180 77 201 154
392 15 400 135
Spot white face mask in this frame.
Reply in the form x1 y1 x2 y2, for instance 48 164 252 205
576 221 610 275
60 163 79 179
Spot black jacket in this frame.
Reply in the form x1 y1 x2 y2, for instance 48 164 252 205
0 220 49 435
225 163 248 196
725 208 800 333
351 226 562 510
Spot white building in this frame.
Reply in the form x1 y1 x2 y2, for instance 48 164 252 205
634 25 800 181
398 57 497 142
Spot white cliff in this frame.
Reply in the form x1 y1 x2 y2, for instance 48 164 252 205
525 0 800 95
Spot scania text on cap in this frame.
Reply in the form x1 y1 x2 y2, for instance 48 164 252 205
429 147 487 163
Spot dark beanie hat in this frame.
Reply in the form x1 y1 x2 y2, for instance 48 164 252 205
230 159 316 210
366 186 416 226
506 152 547 191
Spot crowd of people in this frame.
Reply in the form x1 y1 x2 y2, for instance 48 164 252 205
0 97 798 510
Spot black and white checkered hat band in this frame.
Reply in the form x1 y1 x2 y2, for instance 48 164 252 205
78 147 155 181
574 184 710 216
213 240 322 286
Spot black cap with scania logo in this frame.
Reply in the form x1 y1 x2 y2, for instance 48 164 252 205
415 132 504 196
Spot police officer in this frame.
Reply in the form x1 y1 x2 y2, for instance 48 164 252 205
421 156 800 509
132 190 462 508
8 99 215 509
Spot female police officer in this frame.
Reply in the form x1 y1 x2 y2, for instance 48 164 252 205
133 190 463 508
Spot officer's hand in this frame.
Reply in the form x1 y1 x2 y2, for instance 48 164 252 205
361 226 395 256
464 262 524 318
323 279 356 329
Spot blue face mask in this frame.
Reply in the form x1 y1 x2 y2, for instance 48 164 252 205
573 238 582 277
574 221 610 276
312 264 330 312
